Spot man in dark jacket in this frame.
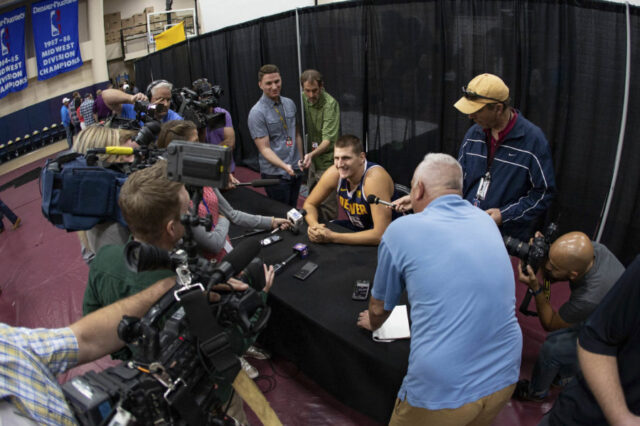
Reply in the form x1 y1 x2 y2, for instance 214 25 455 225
454 73 556 240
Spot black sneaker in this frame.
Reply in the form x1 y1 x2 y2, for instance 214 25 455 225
514 379 546 402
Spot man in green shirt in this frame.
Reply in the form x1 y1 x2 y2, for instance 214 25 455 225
298 69 340 222
81 161 257 423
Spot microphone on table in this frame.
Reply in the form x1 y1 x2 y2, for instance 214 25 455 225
366 194 396 209
235 179 281 188
272 243 309 275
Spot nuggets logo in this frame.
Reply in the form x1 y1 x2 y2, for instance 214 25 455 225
50 9 61 37
356 190 361 198
0 27 8 56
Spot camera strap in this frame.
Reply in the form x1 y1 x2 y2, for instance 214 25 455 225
179 289 241 383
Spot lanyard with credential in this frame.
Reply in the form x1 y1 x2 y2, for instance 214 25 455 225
273 103 288 133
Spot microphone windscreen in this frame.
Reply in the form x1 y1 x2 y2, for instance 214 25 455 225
250 179 280 187
219 237 261 273
366 194 378 204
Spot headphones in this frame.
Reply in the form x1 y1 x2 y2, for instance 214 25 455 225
146 79 170 99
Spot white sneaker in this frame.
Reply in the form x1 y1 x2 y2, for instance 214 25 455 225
240 357 259 379
245 345 271 360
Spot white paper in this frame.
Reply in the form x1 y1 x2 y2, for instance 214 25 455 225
372 305 410 342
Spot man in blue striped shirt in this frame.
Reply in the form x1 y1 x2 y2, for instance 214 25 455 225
0 277 175 424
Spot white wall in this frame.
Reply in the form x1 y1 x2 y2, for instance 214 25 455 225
102 0 195 21
199 0 314 34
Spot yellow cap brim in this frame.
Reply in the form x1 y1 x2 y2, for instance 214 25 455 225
453 96 489 114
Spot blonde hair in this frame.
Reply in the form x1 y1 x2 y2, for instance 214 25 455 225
73 125 121 162
119 161 184 243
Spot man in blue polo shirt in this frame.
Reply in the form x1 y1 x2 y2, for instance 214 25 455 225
101 79 182 125
248 64 304 207
358 153 522 425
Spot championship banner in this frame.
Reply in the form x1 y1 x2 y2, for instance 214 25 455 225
32 0 82 81
0 7 27 99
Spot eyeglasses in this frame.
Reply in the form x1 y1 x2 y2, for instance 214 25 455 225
461 86 505 103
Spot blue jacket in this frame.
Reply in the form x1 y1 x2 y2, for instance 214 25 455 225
60 105 70 126
457 112 555 240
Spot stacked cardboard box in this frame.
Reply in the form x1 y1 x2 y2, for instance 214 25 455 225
104 12 121 30
104 12 121 44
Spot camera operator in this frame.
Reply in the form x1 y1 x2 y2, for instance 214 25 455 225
101 79 183 124
72 126 135 264
82 161 189 324
514 231 624 402
192 78 238 188
0 275 176 424
82 160 274 423
192 79 237 171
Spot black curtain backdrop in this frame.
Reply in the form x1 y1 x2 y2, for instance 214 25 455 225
134 0 640 264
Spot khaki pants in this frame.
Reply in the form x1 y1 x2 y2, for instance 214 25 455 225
308 162 338 222
225 391 248 425
389 383 516 426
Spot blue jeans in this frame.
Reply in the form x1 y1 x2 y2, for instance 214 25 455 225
0 198 18 230
530 326 580 397
261 173 302 207
65 124 74 149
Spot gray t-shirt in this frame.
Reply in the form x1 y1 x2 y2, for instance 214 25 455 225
558 242 625 324
247 94 300 176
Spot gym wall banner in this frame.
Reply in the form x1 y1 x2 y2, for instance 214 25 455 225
0 7 27 99
32 0 82 81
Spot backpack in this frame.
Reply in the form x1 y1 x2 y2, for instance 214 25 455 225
40 151 129 231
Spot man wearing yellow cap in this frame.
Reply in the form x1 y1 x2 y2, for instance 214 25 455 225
454 73 555 240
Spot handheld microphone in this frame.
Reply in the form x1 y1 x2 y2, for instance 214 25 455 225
287 208 307 235
366 194 395 208
235 179 280 188
273 243 309 275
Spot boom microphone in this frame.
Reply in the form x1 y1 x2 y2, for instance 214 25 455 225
235 179 280 187
366 194 395 208
208 237 262 289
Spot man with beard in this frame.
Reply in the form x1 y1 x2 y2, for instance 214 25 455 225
514 231 624 402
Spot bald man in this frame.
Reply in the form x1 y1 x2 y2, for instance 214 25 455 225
514 232 624 402
358 153 522 425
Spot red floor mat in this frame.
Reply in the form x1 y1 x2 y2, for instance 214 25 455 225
0 161 568 425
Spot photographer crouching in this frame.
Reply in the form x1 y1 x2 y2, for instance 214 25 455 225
513 231 624 402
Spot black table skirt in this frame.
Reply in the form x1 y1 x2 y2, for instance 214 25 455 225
223 187 409 423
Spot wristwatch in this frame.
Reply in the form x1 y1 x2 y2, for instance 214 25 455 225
528 287 543 296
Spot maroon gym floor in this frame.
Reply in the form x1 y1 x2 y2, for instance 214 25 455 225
0 153 569 425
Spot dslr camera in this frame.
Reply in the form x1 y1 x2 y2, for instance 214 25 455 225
503 223 559 316
503 223 559 274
